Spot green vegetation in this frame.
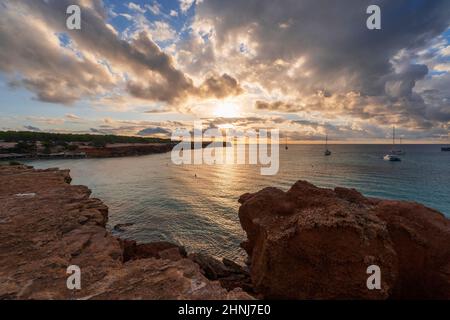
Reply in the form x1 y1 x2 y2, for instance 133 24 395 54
0 131 172 145
41 140 54 154
14 141 37 154
66 144 79 151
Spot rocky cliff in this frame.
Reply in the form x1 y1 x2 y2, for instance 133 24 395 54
238 181 450 299
0 165 250 300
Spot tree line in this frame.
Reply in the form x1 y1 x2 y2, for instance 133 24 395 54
0 131 171 146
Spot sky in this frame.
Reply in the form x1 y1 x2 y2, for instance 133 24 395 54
0 0 449 143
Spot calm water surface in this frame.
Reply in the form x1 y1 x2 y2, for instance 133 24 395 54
28 144 450 262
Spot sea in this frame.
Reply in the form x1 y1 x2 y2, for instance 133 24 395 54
27 144 450 262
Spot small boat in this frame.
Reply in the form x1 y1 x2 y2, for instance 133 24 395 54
324 134 331 156
384 126 402 161
383 154 401 162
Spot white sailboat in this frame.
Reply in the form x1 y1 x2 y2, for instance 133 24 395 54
383 154 401 161
384 126 401 161
324 134 331 156
391 127 405 155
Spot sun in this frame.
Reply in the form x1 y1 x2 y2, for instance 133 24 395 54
213 102 240 118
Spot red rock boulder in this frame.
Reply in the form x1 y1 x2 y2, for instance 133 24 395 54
238 181 450 299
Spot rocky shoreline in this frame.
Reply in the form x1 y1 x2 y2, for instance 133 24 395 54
0 143 176 161
0 165 250 299
0 165 449 300
79 143 175 158
0 141 223 161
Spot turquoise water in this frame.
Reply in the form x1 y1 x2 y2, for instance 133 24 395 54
27 144 450 261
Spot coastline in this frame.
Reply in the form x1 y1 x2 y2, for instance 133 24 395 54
1 164 449 300
0 165 250 300
0 141 223 161
0 143 175 161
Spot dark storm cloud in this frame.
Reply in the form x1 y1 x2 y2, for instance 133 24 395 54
137 127 171 136
195 0 450 132
24 125 41 132
197 73 243 99
385 64 429 98
197 0 450 96
256 90 450 130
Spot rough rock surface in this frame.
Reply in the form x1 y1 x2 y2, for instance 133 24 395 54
188 253 253 293
0 165 250 300
238 180 450 300
121 239 187 262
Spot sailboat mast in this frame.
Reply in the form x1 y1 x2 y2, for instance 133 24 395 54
393 126 395 146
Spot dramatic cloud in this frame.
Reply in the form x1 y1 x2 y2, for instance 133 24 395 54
137 127 171 136
189 0 450 131
255 100 299 113
0 3 115 103
24 125 41 132
0 0 449 141
197 74 243 99
196 0 449 93
0 0 242 105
